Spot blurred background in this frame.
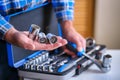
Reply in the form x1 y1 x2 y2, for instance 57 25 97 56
73 0 120 49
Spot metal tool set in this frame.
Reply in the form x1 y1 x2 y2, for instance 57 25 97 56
21 51 70 73
28 24 57 44
4 2 112 79
6 24 112 80
10 36 111 80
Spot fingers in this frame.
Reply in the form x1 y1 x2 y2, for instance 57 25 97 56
29 36 67 51
80 36 86 51
62 46 77 58
75 38 82 51
76 36 86 52
20 32 68 51
56 36 68 45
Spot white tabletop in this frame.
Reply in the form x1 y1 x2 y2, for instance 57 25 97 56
24 50 120 80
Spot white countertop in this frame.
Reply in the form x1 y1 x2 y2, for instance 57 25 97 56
24 50 120 80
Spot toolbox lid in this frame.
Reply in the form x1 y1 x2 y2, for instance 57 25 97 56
5 2 52 68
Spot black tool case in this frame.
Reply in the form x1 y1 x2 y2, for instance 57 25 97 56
4 2 107 80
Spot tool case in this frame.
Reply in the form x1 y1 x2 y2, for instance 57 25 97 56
17 45 106 80
4 1 107 80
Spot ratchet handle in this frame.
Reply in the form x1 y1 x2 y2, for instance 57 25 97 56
66 42 84 57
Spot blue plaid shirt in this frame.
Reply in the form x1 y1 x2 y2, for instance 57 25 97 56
0 0 74 39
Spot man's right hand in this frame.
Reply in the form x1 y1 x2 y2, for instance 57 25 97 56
4 27 67 51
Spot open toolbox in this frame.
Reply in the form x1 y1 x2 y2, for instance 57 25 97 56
4 2 112 80
7 39 109 80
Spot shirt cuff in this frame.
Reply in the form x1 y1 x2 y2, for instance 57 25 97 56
52 0 75 22
55 10 74 22
0 15 13 40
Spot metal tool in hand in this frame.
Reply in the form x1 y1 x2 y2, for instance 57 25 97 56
38 32 48 43
47 33 57 44
66 38 112 73
57 46 101 72
28 24 41 40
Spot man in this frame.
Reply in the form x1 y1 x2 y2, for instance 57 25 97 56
0 0 86 80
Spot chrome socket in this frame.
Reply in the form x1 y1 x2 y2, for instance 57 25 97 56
28 24 58 44
48 65 54 72
86 38 96 49
28 24 40 40
30 65 36 70
37 65 43 71
103 54 112 68
101 54 112 73
24 62 30 69
38 32 47 43
46 33 57 44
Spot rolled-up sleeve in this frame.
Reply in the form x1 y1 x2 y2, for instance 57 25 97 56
51 0 75 22
0 14 13 39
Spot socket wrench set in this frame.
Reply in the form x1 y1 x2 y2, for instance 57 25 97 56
17 41 112 80
28 24 57 44
7 24 112 80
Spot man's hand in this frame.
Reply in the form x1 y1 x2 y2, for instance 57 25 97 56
61 21 86 57
4 27 67 51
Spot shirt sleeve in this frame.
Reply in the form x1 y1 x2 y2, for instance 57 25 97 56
51 0 75 22
0 14 13 39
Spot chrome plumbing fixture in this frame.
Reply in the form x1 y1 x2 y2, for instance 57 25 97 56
28 24 40 40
